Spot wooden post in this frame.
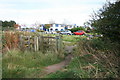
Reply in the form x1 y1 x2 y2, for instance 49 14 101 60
58 34 62 53
38 36 40 51
40 36 44 53
27 36 31 50
29 36 32 50
57 34 63 57
19 35 23 49
36 36 39 51
56 36 59 52
59 35 62 53
34 36 36 51
34 36 39 52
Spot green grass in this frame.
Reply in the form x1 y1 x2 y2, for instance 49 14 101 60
2 50 63 78
62 35 87 42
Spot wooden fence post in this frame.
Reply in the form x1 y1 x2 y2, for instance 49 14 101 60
59 35 62 53
27 36 31 50
34 36 39 51
56 34 62 53
56 36 59 52
19 35 23 49
38 36 40 51
36 36 39 51
34 36 36 51
41 36 44 53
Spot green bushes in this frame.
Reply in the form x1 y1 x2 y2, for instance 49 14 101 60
69 27 85 32
89 1 120 43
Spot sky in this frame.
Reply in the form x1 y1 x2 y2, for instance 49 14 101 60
0 0 116 26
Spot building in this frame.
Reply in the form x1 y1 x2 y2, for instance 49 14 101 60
19 23 80 32
39 23 77 32
49 23 65 32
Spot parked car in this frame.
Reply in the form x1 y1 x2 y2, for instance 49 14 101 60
60 30 73 35
73 30 85 35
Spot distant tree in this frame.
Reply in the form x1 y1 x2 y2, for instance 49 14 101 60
2 20 16 30
2 20 16 27
89 1 120 42
70 27 85 32
44 24 51 29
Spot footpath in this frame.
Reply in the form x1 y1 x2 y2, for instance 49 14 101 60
40 44 76 77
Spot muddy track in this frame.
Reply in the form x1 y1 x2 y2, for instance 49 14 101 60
40 44 76 77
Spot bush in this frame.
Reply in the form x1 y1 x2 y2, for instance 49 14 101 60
75 38 119 78
70 27 85 32
90 1 120 43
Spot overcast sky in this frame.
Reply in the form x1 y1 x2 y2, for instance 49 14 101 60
0 0 116 26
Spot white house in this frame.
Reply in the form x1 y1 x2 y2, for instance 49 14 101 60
49 23 65 32
39 23 78 32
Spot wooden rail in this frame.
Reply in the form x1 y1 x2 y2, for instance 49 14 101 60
19 35 62 53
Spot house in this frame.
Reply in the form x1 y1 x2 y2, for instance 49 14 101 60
49 23 65 32
14 24 21 30
39 23 78 32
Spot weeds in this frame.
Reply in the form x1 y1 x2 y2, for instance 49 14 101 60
2 49 63 78
74 38 119 78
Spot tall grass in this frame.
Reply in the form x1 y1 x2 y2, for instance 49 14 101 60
73 38 119 78
2 31 19 51
2 49 63 78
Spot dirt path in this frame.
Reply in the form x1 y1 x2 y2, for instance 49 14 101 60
40 44 76 77
44 54 73 74
65 45 77 53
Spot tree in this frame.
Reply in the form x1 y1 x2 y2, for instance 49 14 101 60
70 27 85 32
89 1 120 43
44 24 51 29
2 20 16 27
2 20 16 30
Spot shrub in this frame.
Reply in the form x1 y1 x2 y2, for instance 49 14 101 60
70 27 85 32
75 38 119 78
90 1 120 43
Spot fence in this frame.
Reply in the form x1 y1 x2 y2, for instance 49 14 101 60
2 31 63 53
19 34 62 53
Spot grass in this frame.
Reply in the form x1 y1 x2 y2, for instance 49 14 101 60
62 35 87 42
2 49 63 78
